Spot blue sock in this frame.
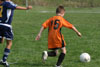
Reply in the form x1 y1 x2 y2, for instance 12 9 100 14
2 48 10 62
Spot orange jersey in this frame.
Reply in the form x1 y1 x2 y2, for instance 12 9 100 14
42 16 73 49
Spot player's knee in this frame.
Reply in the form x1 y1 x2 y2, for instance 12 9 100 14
63 50 66 54
7 42 12 46
55 50 59 56
62 50 66 55
8 43 12 46
6 44 12 49
6 40 12 49
55 52 58 56
61 48 66 54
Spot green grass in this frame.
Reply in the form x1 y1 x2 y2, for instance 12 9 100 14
0 6 100 67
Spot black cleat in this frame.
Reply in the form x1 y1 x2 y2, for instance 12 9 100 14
0 60 9 67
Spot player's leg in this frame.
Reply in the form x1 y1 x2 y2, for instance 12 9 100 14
0 26 13 67
42 49 58 62
0 40 12 67
47 50 58 57
2 40 12 62
0 37 4 44
56 47 66 67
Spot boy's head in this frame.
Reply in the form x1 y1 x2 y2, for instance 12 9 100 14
56 6 65 17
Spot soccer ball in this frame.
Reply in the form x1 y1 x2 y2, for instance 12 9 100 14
80 53 91 62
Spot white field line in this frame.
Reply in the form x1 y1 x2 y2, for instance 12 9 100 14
39 10 100 13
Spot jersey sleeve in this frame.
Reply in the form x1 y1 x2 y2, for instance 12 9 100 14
6 2 17 9
42 18 52 29
62 18 73 29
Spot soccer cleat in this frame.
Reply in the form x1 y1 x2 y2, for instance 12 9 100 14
0 60 9 67
55 65 62 67
42 51 48 63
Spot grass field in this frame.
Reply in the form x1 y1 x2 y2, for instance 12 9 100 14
0 6 100 67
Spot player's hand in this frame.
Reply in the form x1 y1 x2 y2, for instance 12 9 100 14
27 6 32 9
77 32 82 37
35 34 41 40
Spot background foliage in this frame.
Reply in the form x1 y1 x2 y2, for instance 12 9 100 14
12 0 100 7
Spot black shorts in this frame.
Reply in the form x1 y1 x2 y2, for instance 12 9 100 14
0 24 13 40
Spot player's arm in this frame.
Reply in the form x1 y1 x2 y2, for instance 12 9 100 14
62 18 81 37
16 6 32 10
72 26 82 37
35 18 52 40
35 26 44 40
6 1 32 10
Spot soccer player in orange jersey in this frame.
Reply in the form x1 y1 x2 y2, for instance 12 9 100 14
35 6 81 67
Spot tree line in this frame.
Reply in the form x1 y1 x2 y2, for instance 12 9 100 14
12 0 100 7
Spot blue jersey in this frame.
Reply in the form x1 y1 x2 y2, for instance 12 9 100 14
0 1 17 25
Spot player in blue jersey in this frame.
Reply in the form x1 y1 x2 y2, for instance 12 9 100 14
0 0 32 67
